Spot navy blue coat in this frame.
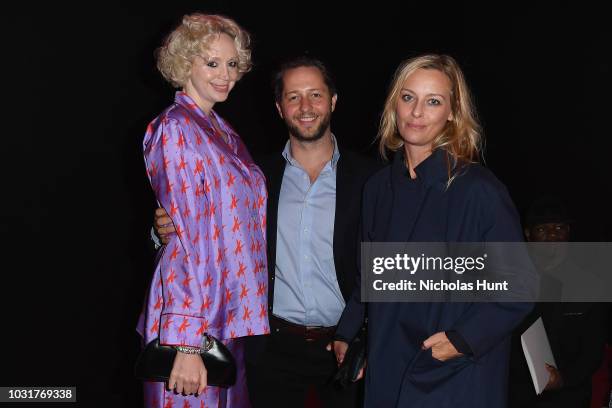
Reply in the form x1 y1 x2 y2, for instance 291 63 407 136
336 149 535 407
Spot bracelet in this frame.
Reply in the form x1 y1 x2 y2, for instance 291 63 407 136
175 345 202 354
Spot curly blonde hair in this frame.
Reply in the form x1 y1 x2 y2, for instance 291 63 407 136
379 54 482 166
156 13 252 88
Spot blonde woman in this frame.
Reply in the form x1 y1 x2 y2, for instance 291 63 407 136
137 13 268 407
332 54 534 407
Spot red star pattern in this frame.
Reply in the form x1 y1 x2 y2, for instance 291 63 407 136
165 179 174 195
191 231 200 245
170 201 179 216
178 155 187 171
180 179 190 194
194 158 204 175
175 225 183 239
212 224 221 240
154 295 163 310
240 284 249 300
166 269 177 284
232 216 242 233
182 202 191 218
178 317 190 333
230 194 239 211
176 131 186 148
196 319 209 336
234 239 243 255
226 171 235 187
220 267 230 285
200 296 212 312
226 310 235 325
182 295 193 310
150 318 159 334
216 247 225 265
162 316 174 330
237 262 246 278
242 305 252 321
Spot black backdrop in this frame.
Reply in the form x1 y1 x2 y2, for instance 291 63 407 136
2 2 610 406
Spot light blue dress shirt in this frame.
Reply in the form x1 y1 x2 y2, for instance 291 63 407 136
272 137 346 327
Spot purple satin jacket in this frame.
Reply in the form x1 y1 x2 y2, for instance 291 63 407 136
138 92 269 348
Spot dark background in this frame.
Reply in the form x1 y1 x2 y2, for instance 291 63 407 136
1 1 610 406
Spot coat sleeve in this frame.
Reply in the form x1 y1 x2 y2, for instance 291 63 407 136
334 180 375 342
144 117 210 348
451 178 535 359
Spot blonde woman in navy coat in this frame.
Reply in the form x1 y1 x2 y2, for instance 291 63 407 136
332 54 535 407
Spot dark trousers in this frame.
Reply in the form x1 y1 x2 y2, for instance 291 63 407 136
246 331 360 408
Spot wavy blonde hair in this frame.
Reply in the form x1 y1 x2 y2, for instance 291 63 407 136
378 54 482 168
156 13 252 88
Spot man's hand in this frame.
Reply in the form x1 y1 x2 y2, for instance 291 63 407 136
422 331 463 362
327 340 349 366
544 363 563 391
154 207 176 244
326 340 366 381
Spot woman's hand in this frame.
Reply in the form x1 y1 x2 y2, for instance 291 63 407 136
154 207 175 244
168 352 207 395
422 332 463 361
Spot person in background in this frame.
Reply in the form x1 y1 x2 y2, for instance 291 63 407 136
508 196 609 408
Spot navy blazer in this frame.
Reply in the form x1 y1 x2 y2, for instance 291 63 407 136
336 149 535 408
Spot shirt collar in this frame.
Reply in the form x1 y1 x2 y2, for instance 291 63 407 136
282 134 341 169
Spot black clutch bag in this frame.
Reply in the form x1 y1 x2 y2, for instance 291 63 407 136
134 336 237 388
333 331 366 388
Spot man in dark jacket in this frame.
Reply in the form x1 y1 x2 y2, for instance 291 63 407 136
508 196 609 408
